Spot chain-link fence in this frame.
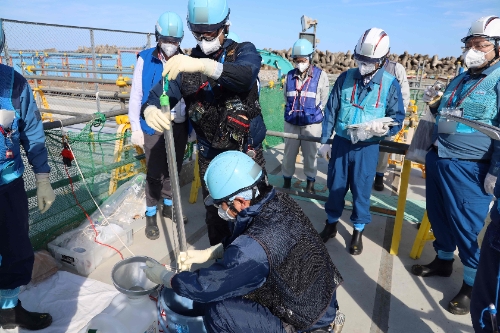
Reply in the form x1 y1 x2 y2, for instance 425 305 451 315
1 19 153 114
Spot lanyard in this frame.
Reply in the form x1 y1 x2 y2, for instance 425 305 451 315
350 79 383 110
290 75 312 111
447 75 486 108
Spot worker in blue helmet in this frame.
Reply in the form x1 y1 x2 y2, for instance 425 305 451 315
143 151 342 333
282 39 329 194
319 28 404 255
128 11 189 241
144 0 267 246
0 22 55 330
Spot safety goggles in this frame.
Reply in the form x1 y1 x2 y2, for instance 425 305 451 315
461 42 494 52
157 36 181 45
204 194 232 208
191 28 223 42
353 51 380 64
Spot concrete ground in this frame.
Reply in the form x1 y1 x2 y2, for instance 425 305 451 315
85 143 474 333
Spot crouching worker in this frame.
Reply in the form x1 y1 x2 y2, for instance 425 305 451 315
143 151 343 333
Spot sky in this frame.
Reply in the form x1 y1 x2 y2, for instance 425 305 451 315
3 0 500 58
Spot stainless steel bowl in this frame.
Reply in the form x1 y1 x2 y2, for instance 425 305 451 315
111 256 159 297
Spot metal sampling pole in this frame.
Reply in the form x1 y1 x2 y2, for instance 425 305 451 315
159 76 188 258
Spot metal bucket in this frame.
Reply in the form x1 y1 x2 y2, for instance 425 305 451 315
111 256 159 297
158 287 206 333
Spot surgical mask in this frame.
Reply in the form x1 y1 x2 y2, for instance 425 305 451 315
296 62 309 73
218 206 236 222
358 62 377 76
197 30 223 55
160 43 178 58
463 48 493 68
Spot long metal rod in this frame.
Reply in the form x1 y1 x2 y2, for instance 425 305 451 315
40 108 91 117
160 93 188 254
28 67 133 75
42 108 128 130
39 87 131 99
23 75 127 85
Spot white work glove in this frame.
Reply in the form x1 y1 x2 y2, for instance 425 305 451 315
187 130 197 143
144 105 174 132
162 54 218 80
484 173 497 195
143 260 176 288
35 173 56 214
368 121 389 136
423 86 444 105
177 243 224 271
318 144 331 160
131 130 144 147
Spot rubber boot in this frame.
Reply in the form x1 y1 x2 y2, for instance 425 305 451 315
162 204 188 224
411 256 454 277
283 178 291 189
319 221 337 243
0 301 52 330
145 213 160 240
305 180 316 194
373 174 384 191
448 281 473 315
349 230 363 255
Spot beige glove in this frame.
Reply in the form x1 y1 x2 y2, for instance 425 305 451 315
162 54 218 80
484 173 497 195
35 173 56 214
177 243 224 271
131 130 144 147
368 121 389 136
144 105 174 132
318 144 331 160
143 260 175 288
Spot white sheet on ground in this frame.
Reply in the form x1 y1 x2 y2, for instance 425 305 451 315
1 271 118 333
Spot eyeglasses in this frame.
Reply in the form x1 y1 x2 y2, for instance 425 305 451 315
158 37 180 46
192 28 222 42
213 199 233 209
461 43 494 52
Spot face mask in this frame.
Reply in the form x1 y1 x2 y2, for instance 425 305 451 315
358 62 377 76
197 31 223 55
218 206 236 222
296 62 309 73
160 43 178 58
463 48 493 68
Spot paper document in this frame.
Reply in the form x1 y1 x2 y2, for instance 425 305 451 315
444 115 500 141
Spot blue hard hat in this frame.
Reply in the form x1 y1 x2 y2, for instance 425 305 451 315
226 31 240 42
204 151 263 203
292 39 314 58
155 12 184 42
187 0 230 33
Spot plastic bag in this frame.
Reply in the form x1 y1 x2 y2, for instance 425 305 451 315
347 117 395 144
30 250 61 286
406 112 436 164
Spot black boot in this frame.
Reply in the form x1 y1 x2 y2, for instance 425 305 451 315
350 229 364 255
283 177 291 189
411 256 454 277
145 213 160 240
305 180 316 194
319 221 337 243
162 204 188 224
0 300 52 330
448 281 473 315
374 174 384 191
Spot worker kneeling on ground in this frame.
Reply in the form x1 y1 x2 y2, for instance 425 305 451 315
143 151 343 333
319 27 404 254
282 39 330 194
0 25 55 330
412 15 500 316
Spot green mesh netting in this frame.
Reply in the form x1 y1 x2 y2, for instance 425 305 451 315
25 115 144 250
260 86 285 148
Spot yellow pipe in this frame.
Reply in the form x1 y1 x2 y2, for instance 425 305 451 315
390 158 412 255
189 154 201 204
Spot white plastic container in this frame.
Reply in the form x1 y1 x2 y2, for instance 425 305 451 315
48 226 133 276
80 293 157 333
158 288 206 333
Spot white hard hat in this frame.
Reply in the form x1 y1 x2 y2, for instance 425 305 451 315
354 28 390 63
462 16 500 43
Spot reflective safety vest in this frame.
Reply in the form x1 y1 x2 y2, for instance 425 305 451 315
335 68 395 141
0 65 23 186
437 66 500 133
284 66 324 126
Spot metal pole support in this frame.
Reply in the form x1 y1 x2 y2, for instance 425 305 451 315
390 158 412 255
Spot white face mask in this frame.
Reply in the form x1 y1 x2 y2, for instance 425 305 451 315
160 43 178 58
197 30 223 55
358 61 377 76
218 206 236 222
296 62 309 73
463 48 493 68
